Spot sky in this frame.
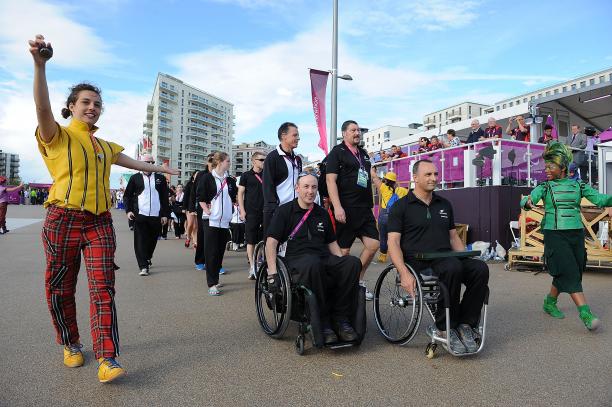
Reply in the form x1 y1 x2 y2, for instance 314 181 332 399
1 0 611 186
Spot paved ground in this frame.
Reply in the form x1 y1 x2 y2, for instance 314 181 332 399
1 205 611 407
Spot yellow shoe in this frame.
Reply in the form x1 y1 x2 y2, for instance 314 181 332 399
378 253 387 263
63 344 84 368
97 358 126 383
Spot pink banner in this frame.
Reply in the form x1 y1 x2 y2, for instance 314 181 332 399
310 69 330 154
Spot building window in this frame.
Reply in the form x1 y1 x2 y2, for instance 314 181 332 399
600 75 605 83
468 106 472 114
571 83 577 90
509 102 513 107
538 93 542 98
580 81 586 87
545 91 550 96
590 78 595 85
523 98 527 103
563 86 567 92
383 131 390 142
496 106 500 111
502 104 506 109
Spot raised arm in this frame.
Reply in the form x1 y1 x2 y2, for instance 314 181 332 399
29 35 57 144
114 153 179 175
520 183 546 209
6 183 24 193
370 167 383 189
581 183 612 208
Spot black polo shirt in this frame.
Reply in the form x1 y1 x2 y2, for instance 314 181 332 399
387 191 455 259
239 169 264 214
326 142 373 208
266 199 336 259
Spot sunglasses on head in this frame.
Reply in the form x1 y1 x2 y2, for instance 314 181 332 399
254 158 265 162
298 170 318 179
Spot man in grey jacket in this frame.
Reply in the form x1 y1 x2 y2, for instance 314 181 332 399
565 124 588 182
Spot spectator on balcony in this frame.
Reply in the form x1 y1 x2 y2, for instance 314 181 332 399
565 124 587 182
539 124 555 144
429 136 443 151
390 145 407 159
444 129 462 148
416 137 430 154
483 117 503 140
380 150 390 161
506 116 530 141
466 120 485 143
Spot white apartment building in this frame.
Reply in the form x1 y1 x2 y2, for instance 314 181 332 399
232 141 275 176
423 102 490 131
363 124 421 152
142 73 234 184
0 150 20 182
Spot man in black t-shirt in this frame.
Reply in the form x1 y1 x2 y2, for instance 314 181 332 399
238 151 266 279
266 173 361 345
387 159 489 354
326 120 380 300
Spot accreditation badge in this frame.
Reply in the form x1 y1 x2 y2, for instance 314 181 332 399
357 167 368 188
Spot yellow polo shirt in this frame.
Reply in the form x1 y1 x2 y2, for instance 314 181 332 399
379 183 408 209
36 119 124 215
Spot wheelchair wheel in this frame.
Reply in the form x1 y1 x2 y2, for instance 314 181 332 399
295 335 305 355
255 258 292 338
253 241 266 276
373 264 423 345
225 230 234 251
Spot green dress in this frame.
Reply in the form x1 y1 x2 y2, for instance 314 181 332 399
520 178 612 293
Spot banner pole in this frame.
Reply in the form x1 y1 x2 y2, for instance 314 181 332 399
330 0 338 150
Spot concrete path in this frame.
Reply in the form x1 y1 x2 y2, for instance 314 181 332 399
1 205 611 406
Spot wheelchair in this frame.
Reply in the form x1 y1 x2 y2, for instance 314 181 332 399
372 251 489 358
252 240 266 276
255 256 366 355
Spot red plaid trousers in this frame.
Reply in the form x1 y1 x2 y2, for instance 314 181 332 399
42 205 120 359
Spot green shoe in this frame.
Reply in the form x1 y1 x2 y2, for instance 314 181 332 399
577 305 601 331
543 295 565 319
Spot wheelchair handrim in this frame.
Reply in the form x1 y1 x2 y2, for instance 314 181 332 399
373 265 423 345
254 259 292 338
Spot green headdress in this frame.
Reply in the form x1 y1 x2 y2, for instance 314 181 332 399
542 141 573 171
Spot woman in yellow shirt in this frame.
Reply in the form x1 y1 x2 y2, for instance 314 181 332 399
371 168 409 263
29 34 178 383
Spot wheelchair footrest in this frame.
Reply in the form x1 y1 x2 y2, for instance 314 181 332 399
326 341 358 350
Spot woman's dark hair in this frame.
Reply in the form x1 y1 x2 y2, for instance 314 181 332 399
61 83 102 119
544 124 553 131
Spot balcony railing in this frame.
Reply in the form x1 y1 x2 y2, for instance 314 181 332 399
372 139 599 190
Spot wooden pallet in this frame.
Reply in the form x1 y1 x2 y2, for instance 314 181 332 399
506 197 612 270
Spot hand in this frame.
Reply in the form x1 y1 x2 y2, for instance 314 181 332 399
127 212 135 220
28 34 52 65
334 206 346 223
161 217 168 225
399 271 417 297
525 196 533 210
266 274 280 294
370 167 377 179
239 209 246 221
607 207 612 219
203 204 211 216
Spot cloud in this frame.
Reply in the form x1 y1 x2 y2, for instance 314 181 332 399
0 0 116 75
208 0 301 8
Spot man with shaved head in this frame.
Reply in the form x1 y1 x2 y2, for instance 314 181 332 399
265 172 361 344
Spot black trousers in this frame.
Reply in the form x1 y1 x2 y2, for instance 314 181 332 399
134 215 161 269
194 210 206 265
229 222 245 245
286 254 361 324
203 220 229 287
409 257 489 330
174 213 186 237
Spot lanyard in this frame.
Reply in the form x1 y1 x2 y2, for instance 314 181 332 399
346 143 363 169
283 154 298 169
213 178 227 201
289 207 313 240
254 173 263 184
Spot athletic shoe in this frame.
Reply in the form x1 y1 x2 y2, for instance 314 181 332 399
97 358 126 383
63 344 84 368
208 286 221 296
456 324 479 353
147 259 152 267
248 272 256 280
359 281 374 301
139 268 149 276
219 268 226 275
578 304 601 331
216 282 224 288
377 253 387 263
543 295 565 319
195 264 205 271
447 329 467 354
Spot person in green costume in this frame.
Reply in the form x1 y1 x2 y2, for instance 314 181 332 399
521 141 611 331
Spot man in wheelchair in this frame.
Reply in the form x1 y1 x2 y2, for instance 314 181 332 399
387 159 489 354
265 172 362 345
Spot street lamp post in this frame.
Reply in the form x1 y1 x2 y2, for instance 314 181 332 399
330 0 339 151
